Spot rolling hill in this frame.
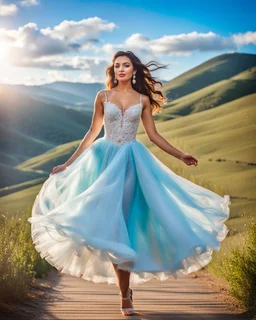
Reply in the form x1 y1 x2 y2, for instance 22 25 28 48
155 66 256 120
0 87 103 168
162 52 256 101
0 81 104 111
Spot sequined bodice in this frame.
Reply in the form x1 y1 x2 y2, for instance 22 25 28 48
103 90 142 146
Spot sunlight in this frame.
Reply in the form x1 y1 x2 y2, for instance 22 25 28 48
0 47 5 59
0 41 8 60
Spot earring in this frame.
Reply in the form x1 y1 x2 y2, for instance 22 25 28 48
132 73 136 84
114 77 118 84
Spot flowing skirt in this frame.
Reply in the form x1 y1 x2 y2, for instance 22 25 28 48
28 137 231 285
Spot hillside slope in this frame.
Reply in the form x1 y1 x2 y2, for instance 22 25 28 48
0 87 100 166
155 66 256 120
162 52 256 102
138 93 256 199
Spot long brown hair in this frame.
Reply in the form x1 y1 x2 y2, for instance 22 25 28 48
105 51 169 114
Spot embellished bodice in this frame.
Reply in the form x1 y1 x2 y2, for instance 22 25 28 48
103 90 142 146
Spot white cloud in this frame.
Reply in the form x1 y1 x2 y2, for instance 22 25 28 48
19 0 39 6
0 3 18 16
105 31 236 56
100 30 256 58
0 18 117 66
41 17 117 43
18 55 108 73
124 33 150 46
149 31 235 54
0 0 39 17
0 18 255 77
47 70 68 82
0 22 71 64
232 31 256 46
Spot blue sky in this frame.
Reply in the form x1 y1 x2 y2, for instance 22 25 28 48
0 0 255 85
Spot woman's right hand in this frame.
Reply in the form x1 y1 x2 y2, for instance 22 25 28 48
51 164 68 175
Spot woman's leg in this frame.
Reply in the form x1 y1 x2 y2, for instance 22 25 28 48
113 155 135 311
112 263 133 312
112 263 131 296
114 155 135 297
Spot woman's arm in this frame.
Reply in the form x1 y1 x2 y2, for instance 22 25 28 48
64 90 105 166
51 90 105 174
141 95 198 166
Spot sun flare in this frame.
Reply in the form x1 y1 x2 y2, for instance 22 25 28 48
0 42 8 60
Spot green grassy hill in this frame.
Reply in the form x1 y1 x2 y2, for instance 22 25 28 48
231 66 256 80
0 163 46 192
138 93 256 198
155 66 256 120
16 139 80 173
162 52 256 102
0 125 53 165
0 87 101 166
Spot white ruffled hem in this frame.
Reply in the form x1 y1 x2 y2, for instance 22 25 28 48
28 194 231 286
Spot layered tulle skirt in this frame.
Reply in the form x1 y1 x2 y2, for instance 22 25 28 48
28 137 231 285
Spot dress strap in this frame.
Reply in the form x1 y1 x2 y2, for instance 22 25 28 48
104 90 108 102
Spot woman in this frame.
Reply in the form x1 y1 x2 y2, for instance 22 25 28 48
28 50 231 316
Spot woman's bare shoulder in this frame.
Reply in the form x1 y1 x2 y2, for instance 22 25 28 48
98 89 107 95
140 92 150 102
96 90 107 104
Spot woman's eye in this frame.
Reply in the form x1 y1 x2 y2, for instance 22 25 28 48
115 65 130 68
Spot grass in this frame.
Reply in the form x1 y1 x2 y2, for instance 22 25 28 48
0 210 53 302
156 75 256 120
0 86 95 170
217 223 256 316
138 93 256 199
162 52 256 102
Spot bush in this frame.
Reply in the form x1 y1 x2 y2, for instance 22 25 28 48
0 211 53 302
219 223 256 315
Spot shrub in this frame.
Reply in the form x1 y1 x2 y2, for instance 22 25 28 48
219 223 256 315
0 211 53 302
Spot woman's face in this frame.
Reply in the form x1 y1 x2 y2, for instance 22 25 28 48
113 56 136 82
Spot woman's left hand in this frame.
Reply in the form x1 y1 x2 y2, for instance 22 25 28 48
180 154 198 166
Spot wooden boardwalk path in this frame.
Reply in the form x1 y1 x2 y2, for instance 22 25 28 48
34 269 247 320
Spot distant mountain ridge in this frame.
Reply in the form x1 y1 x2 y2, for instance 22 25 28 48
0 79 168 110
0 82 104 110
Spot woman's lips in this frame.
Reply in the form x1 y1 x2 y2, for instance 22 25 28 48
119 74 126 77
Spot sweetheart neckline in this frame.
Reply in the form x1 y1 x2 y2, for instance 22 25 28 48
104 101 142 115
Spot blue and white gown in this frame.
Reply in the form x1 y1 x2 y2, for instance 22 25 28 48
28 90 231 286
